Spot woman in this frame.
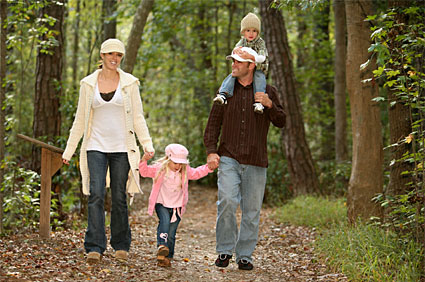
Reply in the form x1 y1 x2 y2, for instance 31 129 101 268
62 38 155 263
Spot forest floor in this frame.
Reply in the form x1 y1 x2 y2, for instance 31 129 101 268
0 184 348 282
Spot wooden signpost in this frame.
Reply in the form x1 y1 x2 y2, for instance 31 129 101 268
17 134 64 239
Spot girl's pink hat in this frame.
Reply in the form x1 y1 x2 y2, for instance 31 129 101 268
165 144 189 164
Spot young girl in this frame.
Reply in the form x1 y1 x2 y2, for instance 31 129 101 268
139 143 214 267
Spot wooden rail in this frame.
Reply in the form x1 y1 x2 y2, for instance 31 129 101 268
17 134 64 239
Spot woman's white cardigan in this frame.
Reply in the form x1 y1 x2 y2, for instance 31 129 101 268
62 68 154 195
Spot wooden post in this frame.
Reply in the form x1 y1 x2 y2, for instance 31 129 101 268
17 134 64 239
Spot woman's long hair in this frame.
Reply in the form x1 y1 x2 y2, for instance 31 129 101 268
153 156 188 189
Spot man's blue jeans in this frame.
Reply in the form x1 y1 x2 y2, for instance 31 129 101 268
85 150 131 254
216 156 267 263
155 203 181 258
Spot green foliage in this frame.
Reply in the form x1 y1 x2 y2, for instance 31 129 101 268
315 222 424 282
368 4 425 243
1 159 41 234
265 126 291 205
275 196 424 281
273 195 346 229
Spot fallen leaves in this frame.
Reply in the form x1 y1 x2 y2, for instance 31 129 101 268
0 185 347 282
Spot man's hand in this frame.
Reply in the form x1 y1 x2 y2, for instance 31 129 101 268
207 153 220 170
255 92 272 108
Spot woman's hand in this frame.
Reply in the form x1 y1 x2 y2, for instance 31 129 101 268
142 151 154 162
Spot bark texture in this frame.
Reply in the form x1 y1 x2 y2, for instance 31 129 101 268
345 0 383 222
32 0 65 172
260 0 319 195
122 0 155 74
333 0 348 163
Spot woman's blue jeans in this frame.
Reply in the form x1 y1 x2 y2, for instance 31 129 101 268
216 156 267 264
219 69 266 98
85 150 131 254
155 203 181 258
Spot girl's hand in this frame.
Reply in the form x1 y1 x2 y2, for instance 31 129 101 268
62 159 70 165
142 152 154 162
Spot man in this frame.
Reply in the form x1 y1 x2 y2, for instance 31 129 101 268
204 47 286 270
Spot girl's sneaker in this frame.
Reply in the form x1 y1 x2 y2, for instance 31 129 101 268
157 245 170 266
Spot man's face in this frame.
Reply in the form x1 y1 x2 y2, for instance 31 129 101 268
231 59 251 78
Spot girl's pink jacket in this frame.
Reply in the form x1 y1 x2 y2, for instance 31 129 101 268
139 161 213 217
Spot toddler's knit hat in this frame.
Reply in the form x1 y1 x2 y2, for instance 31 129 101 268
240 13 261 35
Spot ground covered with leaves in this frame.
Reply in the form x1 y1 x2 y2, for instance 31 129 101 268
0 185 347 281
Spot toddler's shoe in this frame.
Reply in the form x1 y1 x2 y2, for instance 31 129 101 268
213 93 228 105
253 102 264 114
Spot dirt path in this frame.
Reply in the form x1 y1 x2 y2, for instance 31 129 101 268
0 185 347 281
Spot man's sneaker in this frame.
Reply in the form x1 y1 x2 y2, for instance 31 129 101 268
213 93 228 105
253 102 264 114
238 259 254 270
215 254 232 267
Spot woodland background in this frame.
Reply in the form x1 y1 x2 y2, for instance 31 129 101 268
0 0 424 280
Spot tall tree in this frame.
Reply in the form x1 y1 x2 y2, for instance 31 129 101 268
386 0 413 196
122 0 155 74
72 0 81 91
0 0 7 234
260 0 319 195
333 0 348 186
102 0 117 41
345 0 383 222
313 0 335 161
32 0 65 172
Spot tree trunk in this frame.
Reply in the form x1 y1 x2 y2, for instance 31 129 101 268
72 0 81 91
333 0 348 163
32 1 65 172
122 0 155 74
385 1 414 196
0 0 7 234
333 0 348 191
345 0 383 222
314 0 335 161
102 0 117 41
260 0 319 195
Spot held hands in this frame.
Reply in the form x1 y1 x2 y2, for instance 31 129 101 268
62 159 70 165
255 92 272 108
234 47 255 62
142 151 155 162
207 153 220 170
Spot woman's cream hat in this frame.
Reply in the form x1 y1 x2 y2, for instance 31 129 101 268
240 12 261 35
100 38 125 56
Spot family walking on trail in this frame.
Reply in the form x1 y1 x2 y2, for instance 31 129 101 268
62 11 286 271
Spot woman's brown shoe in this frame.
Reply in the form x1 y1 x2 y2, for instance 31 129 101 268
87 252 101 264
115 250 128 261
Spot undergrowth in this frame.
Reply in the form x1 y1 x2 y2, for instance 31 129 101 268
274 196 424 282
